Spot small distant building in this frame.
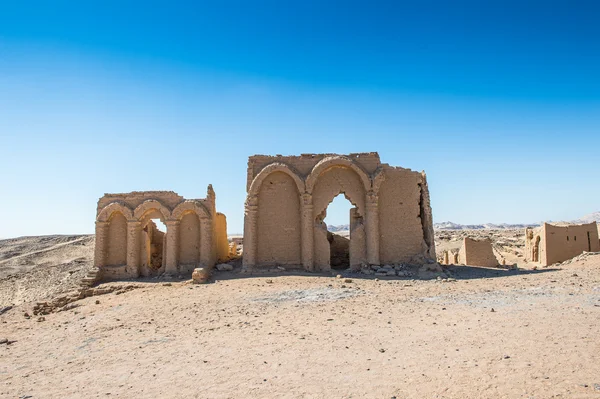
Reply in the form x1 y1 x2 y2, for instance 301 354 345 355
525 222 600 266
458 237 499 267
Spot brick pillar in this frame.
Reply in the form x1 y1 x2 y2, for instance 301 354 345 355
242 196 258 272
365 190 380 266
165 219 180 274
200 217 213 267
94 221 108 267
126 220 142 277
301 193 314 271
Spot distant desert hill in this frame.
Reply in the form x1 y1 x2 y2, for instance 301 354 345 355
575 211 600 224
433 222 539 230
328 211 599 232
327 224 350 232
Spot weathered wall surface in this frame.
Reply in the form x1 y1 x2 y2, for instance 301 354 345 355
378 167 424 264
179 212 201 272
525 227 544 264
243 152 436 272
98 191 185 214
215 213 229 262
247 153 381 192
256 171 302 266
543 222 599 265
95 187 224 281
140 220 165 277
312 167 366 220
106 213 127 266
349 222 367 268
459 237 498 267
525 223 600 266
313 223 330 268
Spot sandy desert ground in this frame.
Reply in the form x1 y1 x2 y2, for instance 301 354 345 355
1 231 600 398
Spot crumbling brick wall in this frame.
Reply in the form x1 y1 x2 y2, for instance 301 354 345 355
378 167 427 264
94 186 224 281
243 152 436 272
458 237 498 267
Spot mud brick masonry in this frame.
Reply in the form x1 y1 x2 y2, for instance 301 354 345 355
242 153 436 272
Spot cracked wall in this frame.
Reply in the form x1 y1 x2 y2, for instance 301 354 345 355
243 152 436 272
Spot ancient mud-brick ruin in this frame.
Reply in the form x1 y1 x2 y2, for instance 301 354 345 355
243 153 435 272
458 237 498 267
94 186 228 280
525 222 599 266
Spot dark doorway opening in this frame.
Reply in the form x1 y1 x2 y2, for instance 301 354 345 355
324 194 351 270
143 218 166 271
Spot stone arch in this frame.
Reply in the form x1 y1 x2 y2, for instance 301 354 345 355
133 200 170 277
306 156 371 194
310 165 368 271
172 201 213 273
97 202 133 222
256 170 302 267
105 211 127 266
248 162 305 198
133 200 171 222
172 200 211 220
312 169 367 221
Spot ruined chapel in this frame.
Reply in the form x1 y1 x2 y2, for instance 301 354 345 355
94 152 436 281
243 153 436 272
94 186 229 281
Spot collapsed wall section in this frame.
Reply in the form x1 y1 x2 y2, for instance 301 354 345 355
377 167 424 264
458 237 499 267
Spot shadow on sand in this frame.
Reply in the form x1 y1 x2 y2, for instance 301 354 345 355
198 262 561 283
100 259 561 285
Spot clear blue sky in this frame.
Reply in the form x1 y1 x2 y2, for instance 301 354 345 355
1 1 599 238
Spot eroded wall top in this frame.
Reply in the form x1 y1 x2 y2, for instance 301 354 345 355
96 189 215 219
247 152 423 192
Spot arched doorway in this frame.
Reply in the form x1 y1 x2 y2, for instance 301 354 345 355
134 201 171 277
139 214 167 277
311 164 369 271
321 194 352 270
106 211 127 266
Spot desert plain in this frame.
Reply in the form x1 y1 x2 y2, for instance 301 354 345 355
1 229 600 398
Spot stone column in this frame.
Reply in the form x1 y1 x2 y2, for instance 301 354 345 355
165 219 180 275
200 217 213 267
94 221 109 267
126 220 142 276
300 193 314 271
365 190 380 266
242 196 258 272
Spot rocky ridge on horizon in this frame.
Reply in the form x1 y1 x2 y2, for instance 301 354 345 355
327 210 599 232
